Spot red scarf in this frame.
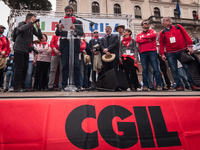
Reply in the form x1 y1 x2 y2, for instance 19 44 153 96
41 41 48 45
80 40 86 52
122 36 132 49
93 36 99 39
64 15 76 23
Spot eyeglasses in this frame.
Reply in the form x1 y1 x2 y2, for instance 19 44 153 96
94 32 98 34
143 22 149 25
165 19 171 22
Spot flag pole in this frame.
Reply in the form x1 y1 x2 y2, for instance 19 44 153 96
196 0 199 20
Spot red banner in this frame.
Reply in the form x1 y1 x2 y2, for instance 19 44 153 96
0 97 200 150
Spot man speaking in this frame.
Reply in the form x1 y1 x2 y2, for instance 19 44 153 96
56 5 84 91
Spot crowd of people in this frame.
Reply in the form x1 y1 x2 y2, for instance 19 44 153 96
0 5 200 92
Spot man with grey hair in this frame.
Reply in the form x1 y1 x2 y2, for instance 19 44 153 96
160 16 169 24
100 25 119 73
159 16 200 91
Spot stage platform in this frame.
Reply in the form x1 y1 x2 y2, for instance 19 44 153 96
0 89 200 99
1 90 200 150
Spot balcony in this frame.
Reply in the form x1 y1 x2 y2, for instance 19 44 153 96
148 16 200 27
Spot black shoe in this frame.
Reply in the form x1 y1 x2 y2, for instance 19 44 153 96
14 88 26 92
4 89 8 92
45 88 54 91
33 88 38 91
54 87 59 91
25 88 32 92
185 86 190 90
150 87 156 91
59 87 65 92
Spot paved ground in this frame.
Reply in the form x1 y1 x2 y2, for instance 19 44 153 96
0 89 200 99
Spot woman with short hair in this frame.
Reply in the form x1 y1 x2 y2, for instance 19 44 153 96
33 34 51 91
119 29 140 91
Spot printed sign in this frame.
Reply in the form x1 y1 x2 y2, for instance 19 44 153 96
0 97 200 150
15 16 128 42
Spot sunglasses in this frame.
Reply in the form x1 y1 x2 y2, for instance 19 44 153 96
94 32 98 34
143 22 149 25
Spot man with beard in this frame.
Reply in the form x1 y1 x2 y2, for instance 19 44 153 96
56 5 84 91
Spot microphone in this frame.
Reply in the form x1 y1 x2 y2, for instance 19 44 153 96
66 13 73 17
72 14 78 18
71 14 99 25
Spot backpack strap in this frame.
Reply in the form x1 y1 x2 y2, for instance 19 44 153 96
174 24 180 30
161 30 166 40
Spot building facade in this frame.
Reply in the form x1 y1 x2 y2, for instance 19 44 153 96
56 0 200 39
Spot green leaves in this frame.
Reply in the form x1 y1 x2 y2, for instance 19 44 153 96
2 0 52 10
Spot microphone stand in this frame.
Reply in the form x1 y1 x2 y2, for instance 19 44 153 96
74 14 98 91
75 15 113 92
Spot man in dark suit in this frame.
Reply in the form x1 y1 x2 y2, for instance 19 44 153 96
55 5 84 90
100 25 119 73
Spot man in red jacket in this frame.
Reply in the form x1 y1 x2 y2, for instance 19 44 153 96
136 20 162 91
159 16 200 91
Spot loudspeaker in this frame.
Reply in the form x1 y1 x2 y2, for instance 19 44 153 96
96 68 129 91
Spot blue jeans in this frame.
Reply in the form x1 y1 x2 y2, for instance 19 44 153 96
166 51 194 87
25 61 34 89
148 64 154 89
6 70 14 89
61 41 80 88
140 51 162 87
148 59 164 88
178 67 189 87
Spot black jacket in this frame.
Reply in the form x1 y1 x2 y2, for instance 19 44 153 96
181 50 200 87
55 19 84 52
5 60 14 72
14 21 43 53
100 34 119 58
89 38 102 52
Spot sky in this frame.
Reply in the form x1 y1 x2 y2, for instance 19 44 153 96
0 0 56 36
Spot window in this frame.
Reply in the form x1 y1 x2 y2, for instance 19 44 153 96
174 9 180 18
134 6 142 19
154 7 160 17
92 2 100 13
193 11 198 20
69 0 77 12
114 4 121 14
